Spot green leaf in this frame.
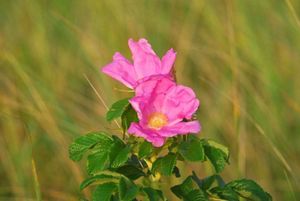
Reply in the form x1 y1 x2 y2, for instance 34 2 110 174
210 186 239 201
111 146 131 168
69 132 113 161
87 151 110 175
171 176 199 198
121 104 138 132
185 189 208 201
109 136 126 161
118 177 139 201
143 187 165 201
226 179 272 201
92 183 117 201
171 176 209 200
127 155 145 169
115 165 146 180
110 195 119 201
83 135 130 174
138 141 153 159
206 140 229 157
106 98 130 122
202 175 220 190
191 172 225 191
152 153 177 176
178 135 205 162
80 171 122 190
203 139 229 173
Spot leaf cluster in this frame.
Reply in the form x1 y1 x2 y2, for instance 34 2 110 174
68 99 272 201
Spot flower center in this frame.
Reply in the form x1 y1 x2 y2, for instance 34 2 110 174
147 112 168 130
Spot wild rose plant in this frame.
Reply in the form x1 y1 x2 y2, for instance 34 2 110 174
69 39 272 201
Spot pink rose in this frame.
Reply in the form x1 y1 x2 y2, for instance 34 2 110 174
101 38 176 89
128 75 201 147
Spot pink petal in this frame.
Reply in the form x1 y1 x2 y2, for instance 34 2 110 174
131 75 199 124
129 96 145 119
133 38 156 54
131 75 176 120
129 96 158 126
161 48 176 74
134 75 175 97
128 123 165 147
158 121 201 137
101 52 137 88
175 85 200 119
161 85 199 124
128 38 162 79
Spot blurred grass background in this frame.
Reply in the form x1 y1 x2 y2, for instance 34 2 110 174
1 0 300 200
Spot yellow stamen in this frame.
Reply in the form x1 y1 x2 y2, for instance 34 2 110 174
147 112 168 129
